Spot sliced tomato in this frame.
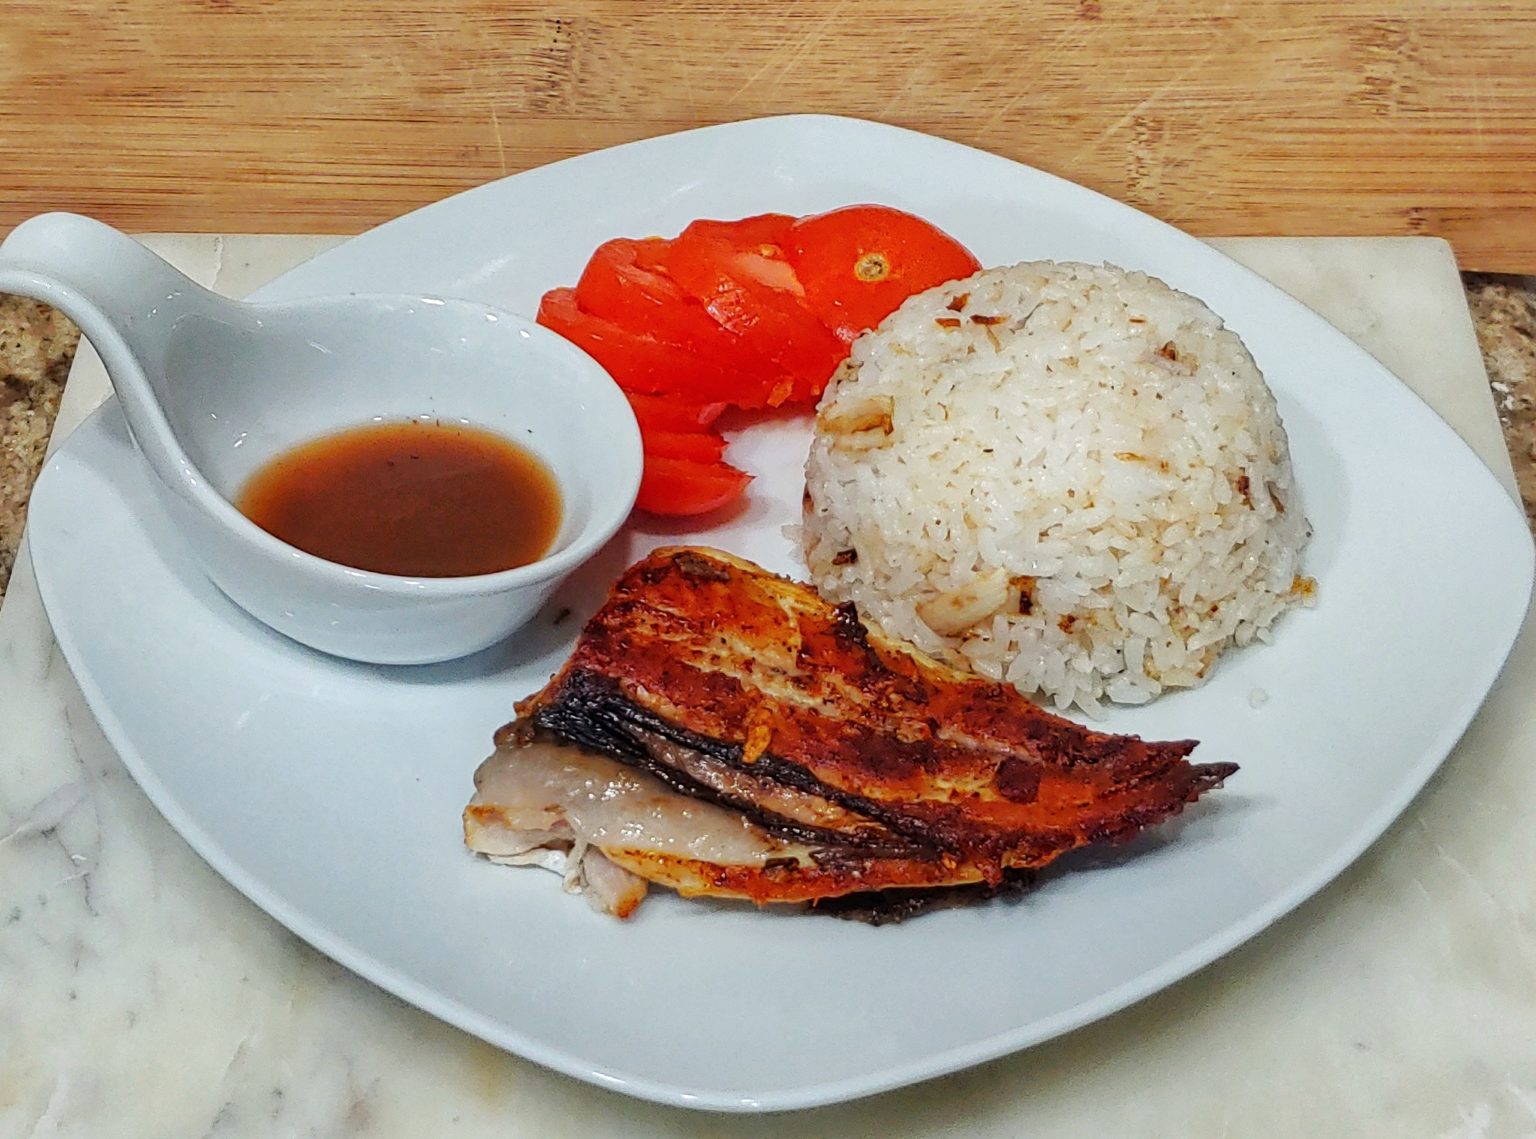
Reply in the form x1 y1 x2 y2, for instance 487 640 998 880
536 287 740 402
575 237 709 341
662 215 845 401
788 205 981 341
640 428 728 464
634 455 752 516
623 391 726 432
547 206 979 518
574 238 789 407
670 214 800 289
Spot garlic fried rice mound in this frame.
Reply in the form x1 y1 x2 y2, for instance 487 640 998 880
802 261 1314 713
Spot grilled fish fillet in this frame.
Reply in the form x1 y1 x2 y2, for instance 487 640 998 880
465 547 1236 916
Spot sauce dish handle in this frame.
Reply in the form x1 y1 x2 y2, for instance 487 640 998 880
0 212 242 490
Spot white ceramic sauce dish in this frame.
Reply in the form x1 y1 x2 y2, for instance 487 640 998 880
0 212 642 664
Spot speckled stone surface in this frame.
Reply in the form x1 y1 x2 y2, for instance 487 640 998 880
3 273 1536 600
0 297 74 595
1465 274 1536 527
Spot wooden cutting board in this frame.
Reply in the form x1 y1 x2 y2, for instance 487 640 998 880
2 1 1534 271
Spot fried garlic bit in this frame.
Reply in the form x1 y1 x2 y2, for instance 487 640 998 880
819 394 895 452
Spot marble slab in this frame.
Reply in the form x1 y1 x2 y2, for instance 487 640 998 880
3 236 1534 1137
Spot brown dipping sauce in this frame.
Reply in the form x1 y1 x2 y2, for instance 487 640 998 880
237 420 562 577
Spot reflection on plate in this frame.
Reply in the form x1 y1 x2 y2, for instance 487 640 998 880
27 115 1534 1111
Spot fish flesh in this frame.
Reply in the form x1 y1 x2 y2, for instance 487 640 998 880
464 547 1235 917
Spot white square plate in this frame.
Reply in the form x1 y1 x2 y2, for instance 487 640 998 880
27 116 1534 1111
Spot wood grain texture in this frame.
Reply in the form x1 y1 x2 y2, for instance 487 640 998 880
2 1 1533 270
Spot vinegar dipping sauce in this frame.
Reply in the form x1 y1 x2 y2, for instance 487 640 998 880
236 420 563 577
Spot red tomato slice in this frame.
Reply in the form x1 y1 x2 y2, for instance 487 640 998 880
640 427 728 464
634 455 752 516
575 237 708 339
788 205 981 341
624 391 726 432
537 287 741 403
574 238 788 406
662 215 845 401
671 215 800 290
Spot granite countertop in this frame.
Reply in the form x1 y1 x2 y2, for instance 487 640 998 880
2 273 1534 598
0 295 76 596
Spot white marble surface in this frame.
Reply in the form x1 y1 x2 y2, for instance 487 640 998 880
3 235 1535 1138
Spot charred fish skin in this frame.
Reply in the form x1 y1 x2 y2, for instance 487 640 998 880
468 546 1236 910
529 670 939 859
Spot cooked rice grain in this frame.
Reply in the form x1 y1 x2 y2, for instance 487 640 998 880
802 261 1313 713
